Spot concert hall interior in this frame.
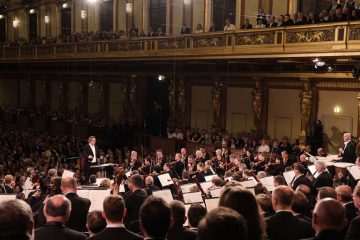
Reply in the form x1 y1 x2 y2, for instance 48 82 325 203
1 0 360 240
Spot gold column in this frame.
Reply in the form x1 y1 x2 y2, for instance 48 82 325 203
128 75 137 126
299 78 312 147
211 78 221 132
252 78 263 132
204 0 210 32
357 92 360 138
178 78 186 130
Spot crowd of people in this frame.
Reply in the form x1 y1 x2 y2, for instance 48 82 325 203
1 113 360 239
2 1 360 47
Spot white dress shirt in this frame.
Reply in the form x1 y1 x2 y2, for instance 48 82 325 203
89 144 96 163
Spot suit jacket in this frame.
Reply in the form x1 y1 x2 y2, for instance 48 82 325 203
3 184 14 193
292 175 313 191
167 226 197 240
266 211 314 240
356 140 360 157
124 189 148 227
65 192 91 232
83 144 100 162
268 22 278 27
35 222 86 240
145 184 159 195
344 202 358 224
346 216 360 240
313 171 333 190
304 229 343 240
89 227 142 240
342 141 357 163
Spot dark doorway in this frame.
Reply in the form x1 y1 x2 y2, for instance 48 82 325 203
61 7 72 36
99 0 113 32
149 0 166 34
298 0 329 15
29 13 37 42
212 0 236 31
0 18 5 42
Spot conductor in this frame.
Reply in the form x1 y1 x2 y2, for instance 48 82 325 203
83 136 102 182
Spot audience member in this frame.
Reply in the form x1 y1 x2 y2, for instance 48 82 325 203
35 195 86 240
336 185 358 223
187 203 207 230
198 207 248 240
345 185 360 240
86 211 107 237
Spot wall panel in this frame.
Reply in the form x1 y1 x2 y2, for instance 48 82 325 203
109 82 123 121
0 80 18 106
191 86 212 130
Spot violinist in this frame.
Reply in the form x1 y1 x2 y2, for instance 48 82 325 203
154 149 165 173
129 150 142 171
195 150 205 164
221 154 236 171
163 163 176 178
265 156 284 176
252 153 266 172
204 160 215 175
139 157 151 175
200 147 210 161
180 148 188 166
171 153 184 178
221 142 231 163
195 163 206 182
145 175 159 195
213 149 224 175
187 155 197 174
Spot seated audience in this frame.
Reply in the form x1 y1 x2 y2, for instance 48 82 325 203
291 163 313 191
35 195 86 240
86 211 107 238
61 176 91 232
346 185 360 240
312 198 347 240
224 18 236 31
0 199 34 239
317 186 337 201
167 200 197 240
241 18 253 29
336 185 358 224
187 203 207 230
198 207 248 240
256 193 274 218
219 186 265 240
266 186 314 240
89 195 141 240
145 175 159 195
313 161 333 191
139 196 172 240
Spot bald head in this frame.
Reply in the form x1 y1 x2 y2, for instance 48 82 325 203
272 186 294 211
61 177 77 194
336 185 353 203
44 195 71 223
312 198 347 234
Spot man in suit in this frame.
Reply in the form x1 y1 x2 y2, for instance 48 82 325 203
89 195 142 240
86 210 106 237
268 16 278 27
187 203 207 231
346 185 360 240
310 198 347 240
3 174 15 193
291 163 313 191
140 196 172 240
83 136 102 182
35 195 86 240
340 132 357 163
145 176 159 195
336 185 358 224
0 199 34 240
167 200 197 240
61 177 91 232
266 186 314 240
180 24 191 34
313 161 333 191
129 150 142 171
124 174 148 227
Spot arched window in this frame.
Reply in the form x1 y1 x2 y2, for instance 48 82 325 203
28 12 37 42
0 18 5 42
61 7 72 36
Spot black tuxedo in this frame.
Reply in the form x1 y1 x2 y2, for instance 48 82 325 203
268 22 278 27
35 222 86 240
89 227 142 240
65 192 91 232
266 211 314 240
83 143 100 180
145 184 159 195
304 229 343 240
344 202 359 224
3 184 14 193
292 175 313 191
346 216 360 240
167 226 197 240
313 171 333 190
341 141 357 163
124 189 148 227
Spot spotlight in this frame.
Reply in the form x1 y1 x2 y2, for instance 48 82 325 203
158 75 165 81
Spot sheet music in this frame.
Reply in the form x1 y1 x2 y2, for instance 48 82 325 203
209 188 221 198
24 177 33 190
184 203 206 227
62 170 74 178
326 154 341 161
200 181 213 192
0 194 17 203
158 173 173 187
205 174 217 182
180 183 197 194
308 165 316 175
183 192 204 204
152 189 174 204
283 170 295 184
204 198 219 212
259 176 275 192
333 162 355 168
119 184 125 193
348 166 360 180
88 189 111 211
240 177 258 188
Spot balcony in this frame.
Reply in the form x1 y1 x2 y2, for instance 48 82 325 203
2 22 360 62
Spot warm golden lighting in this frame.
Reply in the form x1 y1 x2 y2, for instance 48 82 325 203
81 10 87 19
12 19 19 28
29 9 35 14
334 106 341 114
126 3 132 13
0 15 4 19
44 15 50 24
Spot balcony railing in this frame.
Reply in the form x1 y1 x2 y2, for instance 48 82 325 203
1 22 360 61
